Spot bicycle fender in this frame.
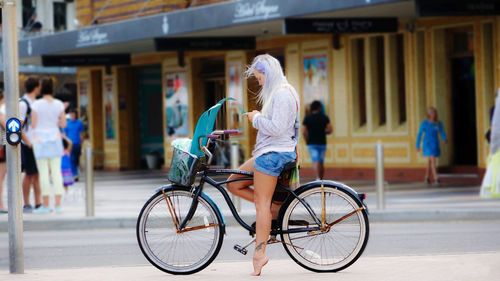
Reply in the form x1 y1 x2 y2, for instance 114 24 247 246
295 180 365 207
155 185 226 235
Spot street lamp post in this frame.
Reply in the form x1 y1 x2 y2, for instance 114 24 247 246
2 0 25 274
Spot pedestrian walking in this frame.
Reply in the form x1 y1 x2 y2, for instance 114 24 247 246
19 77 43 213
31 78 67 214
302 100 332 180
226 54 300 276
416 107 447 185
0 91 8 213
481 88 500 198
61 135 74 193
64 108 84 181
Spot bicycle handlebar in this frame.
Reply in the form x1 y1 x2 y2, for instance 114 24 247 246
212 129 241 135
198 130 241 165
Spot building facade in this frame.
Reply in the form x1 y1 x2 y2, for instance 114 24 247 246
17 0 500 181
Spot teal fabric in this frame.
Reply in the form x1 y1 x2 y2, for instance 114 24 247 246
189 98 235 157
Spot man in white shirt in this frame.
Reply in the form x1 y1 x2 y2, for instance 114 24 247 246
19 77 42 213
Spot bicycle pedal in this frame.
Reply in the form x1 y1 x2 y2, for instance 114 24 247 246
268 235 278 243
233 244 248 255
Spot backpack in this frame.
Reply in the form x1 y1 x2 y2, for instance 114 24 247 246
19 97 31 130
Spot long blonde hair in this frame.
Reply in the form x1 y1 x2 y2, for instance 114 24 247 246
245 54 288 115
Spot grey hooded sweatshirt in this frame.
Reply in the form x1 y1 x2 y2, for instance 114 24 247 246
251 84 299 157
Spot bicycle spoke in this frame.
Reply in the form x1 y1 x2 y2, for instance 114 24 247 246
138 189 221 274
281 186 368 271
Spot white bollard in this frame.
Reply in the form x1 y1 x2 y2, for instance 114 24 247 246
375 141 386 210
85 145 95 217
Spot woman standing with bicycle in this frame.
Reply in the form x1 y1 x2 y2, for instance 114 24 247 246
227 54 299 276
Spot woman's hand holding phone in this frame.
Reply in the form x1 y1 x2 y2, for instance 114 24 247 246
243 110 260 123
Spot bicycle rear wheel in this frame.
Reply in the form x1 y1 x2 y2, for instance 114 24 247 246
136 186 224 275
280 184 369 272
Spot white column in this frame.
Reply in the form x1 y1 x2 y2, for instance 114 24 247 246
16 0 22 29
66 2 76 30
45 0 55 33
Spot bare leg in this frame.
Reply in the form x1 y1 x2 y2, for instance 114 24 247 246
42 196 50 208
430 157 438 184
312 162 320 179
33 174 42 206
22 175 32 206
55 195 62 208
227 157 256 202
319 162 325 180
425 158 431 183
228 157 282 218
252 170 277 276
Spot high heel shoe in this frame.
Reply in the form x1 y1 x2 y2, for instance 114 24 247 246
251 256 269 276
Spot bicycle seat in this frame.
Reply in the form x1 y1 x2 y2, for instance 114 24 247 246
274 161 297 203
281 161 297 174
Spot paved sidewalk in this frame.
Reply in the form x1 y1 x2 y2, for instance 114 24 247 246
1 170 500 231
0 253 498 281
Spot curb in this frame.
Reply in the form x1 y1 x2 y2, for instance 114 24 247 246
1 209 500 232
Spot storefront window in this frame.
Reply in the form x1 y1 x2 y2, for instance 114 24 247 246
53 2 67 31
22 0 37 29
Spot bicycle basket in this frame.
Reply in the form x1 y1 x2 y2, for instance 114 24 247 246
167 147 200 186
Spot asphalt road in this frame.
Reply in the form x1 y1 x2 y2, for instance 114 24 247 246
1 221 499 270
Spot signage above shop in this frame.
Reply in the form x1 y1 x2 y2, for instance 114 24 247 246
284 18 399 34
154 37 256 51
42 54 131 67
416 0 500 16
233 0 281 23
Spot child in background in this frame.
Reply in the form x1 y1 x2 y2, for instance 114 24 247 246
62 136 74 194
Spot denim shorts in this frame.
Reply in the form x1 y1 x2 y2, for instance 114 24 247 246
254 151 296 177
307 145 327 164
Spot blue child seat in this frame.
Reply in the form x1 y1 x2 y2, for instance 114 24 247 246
189 98 235 158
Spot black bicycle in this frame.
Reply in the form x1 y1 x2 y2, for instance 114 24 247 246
136 100 369 275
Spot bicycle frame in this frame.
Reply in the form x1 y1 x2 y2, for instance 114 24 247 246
176 167 323 236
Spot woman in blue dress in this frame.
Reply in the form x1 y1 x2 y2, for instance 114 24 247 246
416 107 447 185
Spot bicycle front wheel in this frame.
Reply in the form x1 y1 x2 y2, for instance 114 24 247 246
136 186 224 275
280 184 369 272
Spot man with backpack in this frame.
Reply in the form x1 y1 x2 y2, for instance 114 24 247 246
19 77 42 213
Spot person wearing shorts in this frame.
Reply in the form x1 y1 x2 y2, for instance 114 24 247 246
19 77 42 212
302 100 332 180
226 54 299 276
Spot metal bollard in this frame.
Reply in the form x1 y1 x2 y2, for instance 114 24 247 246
85 145 95 217
375 141 385 210
230 141 241 212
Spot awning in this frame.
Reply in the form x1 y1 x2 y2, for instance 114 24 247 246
15 0 413 65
